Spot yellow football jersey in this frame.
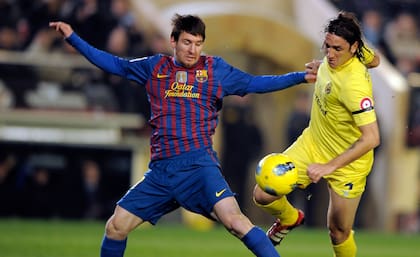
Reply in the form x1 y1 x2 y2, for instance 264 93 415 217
309 56 376 173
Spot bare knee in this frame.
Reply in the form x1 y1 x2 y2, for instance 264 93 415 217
328 225 351 244
224 213 254 238
105 209 142 240
105 216 129 240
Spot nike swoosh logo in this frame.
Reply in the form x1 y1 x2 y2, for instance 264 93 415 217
157 74 169 78
215 188 227 197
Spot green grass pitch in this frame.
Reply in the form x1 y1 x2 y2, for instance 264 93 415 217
0 218 419 257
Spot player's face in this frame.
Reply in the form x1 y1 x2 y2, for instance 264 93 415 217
322 32 358 69
171 31 204 68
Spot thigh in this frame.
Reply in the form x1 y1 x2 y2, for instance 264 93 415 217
213 196 254 237
284 133 315 189
327 185 361 232
174 164 235 219
326 167 369 198
107 205 144 238
117 170 179 225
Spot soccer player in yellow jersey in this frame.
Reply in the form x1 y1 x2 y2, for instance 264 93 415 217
253 11 380 257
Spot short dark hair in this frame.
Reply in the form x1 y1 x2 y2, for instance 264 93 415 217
325 11 370 62
171 14 206 42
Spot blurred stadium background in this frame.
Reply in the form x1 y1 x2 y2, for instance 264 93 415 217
0 0 419 256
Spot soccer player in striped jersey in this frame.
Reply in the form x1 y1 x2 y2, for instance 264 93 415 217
50 14 316 257
253 11 380 257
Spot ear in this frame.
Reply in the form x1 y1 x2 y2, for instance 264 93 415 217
170 36 176 49
350 41 359 55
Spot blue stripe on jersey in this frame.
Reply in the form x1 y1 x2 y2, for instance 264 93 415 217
203 57 218 149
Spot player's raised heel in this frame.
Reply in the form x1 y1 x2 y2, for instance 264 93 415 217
267 209 305 246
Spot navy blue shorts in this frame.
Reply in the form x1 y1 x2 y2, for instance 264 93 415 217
117 148 234 225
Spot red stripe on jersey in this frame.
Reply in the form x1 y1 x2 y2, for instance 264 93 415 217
190 66 200 150
202 57 215 148
148 56 170 159
170 67 181 156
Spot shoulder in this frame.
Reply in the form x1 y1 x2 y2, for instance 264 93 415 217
128 54 171 65
352 59 371 82
340 58 369 80
201 55 224 64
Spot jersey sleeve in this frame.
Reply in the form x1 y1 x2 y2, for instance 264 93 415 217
66 33 128 75
213 57 253 96
66 32 153 85
214 57 306 96
341 71 377 126
247 72 306 93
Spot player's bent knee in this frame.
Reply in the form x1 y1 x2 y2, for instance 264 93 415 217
226 214 254 238
105 218 130 240
328 226 351 244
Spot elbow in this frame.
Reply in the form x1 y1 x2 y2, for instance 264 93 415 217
367 54 380 68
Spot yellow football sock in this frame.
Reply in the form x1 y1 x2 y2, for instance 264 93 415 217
332 230 357 257
254 196 298 225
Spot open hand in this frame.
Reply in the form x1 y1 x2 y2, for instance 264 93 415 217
49 21 74 38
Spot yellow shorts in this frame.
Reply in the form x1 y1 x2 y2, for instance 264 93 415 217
284 130 373 199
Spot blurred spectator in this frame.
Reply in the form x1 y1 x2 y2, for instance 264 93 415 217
110 0 135 29
109 0 151 56
329 0 386 17
0 154 18 217
286 90 311 145
383 12 420 75
0 79 14 109
0 26 19 50
16 18 32 50
106 25 129 56
79 160 105 219
0 0 20 28
284 90 318 226
147 32 171 55
407 85 420 146
65 0 114 50
22 167 55 218
0 0 153 113
102 26 150 117
362 9 383 47
361 9 395 63
82 70 119 112
0 64 38 108
26 28 60 53
23 0 64 49
221 95 263 209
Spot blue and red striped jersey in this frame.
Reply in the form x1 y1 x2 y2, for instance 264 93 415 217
67 33 306 160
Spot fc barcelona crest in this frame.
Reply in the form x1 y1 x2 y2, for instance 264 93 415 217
195 70 208 83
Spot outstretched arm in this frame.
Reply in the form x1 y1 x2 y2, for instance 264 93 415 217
247 59 319 93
